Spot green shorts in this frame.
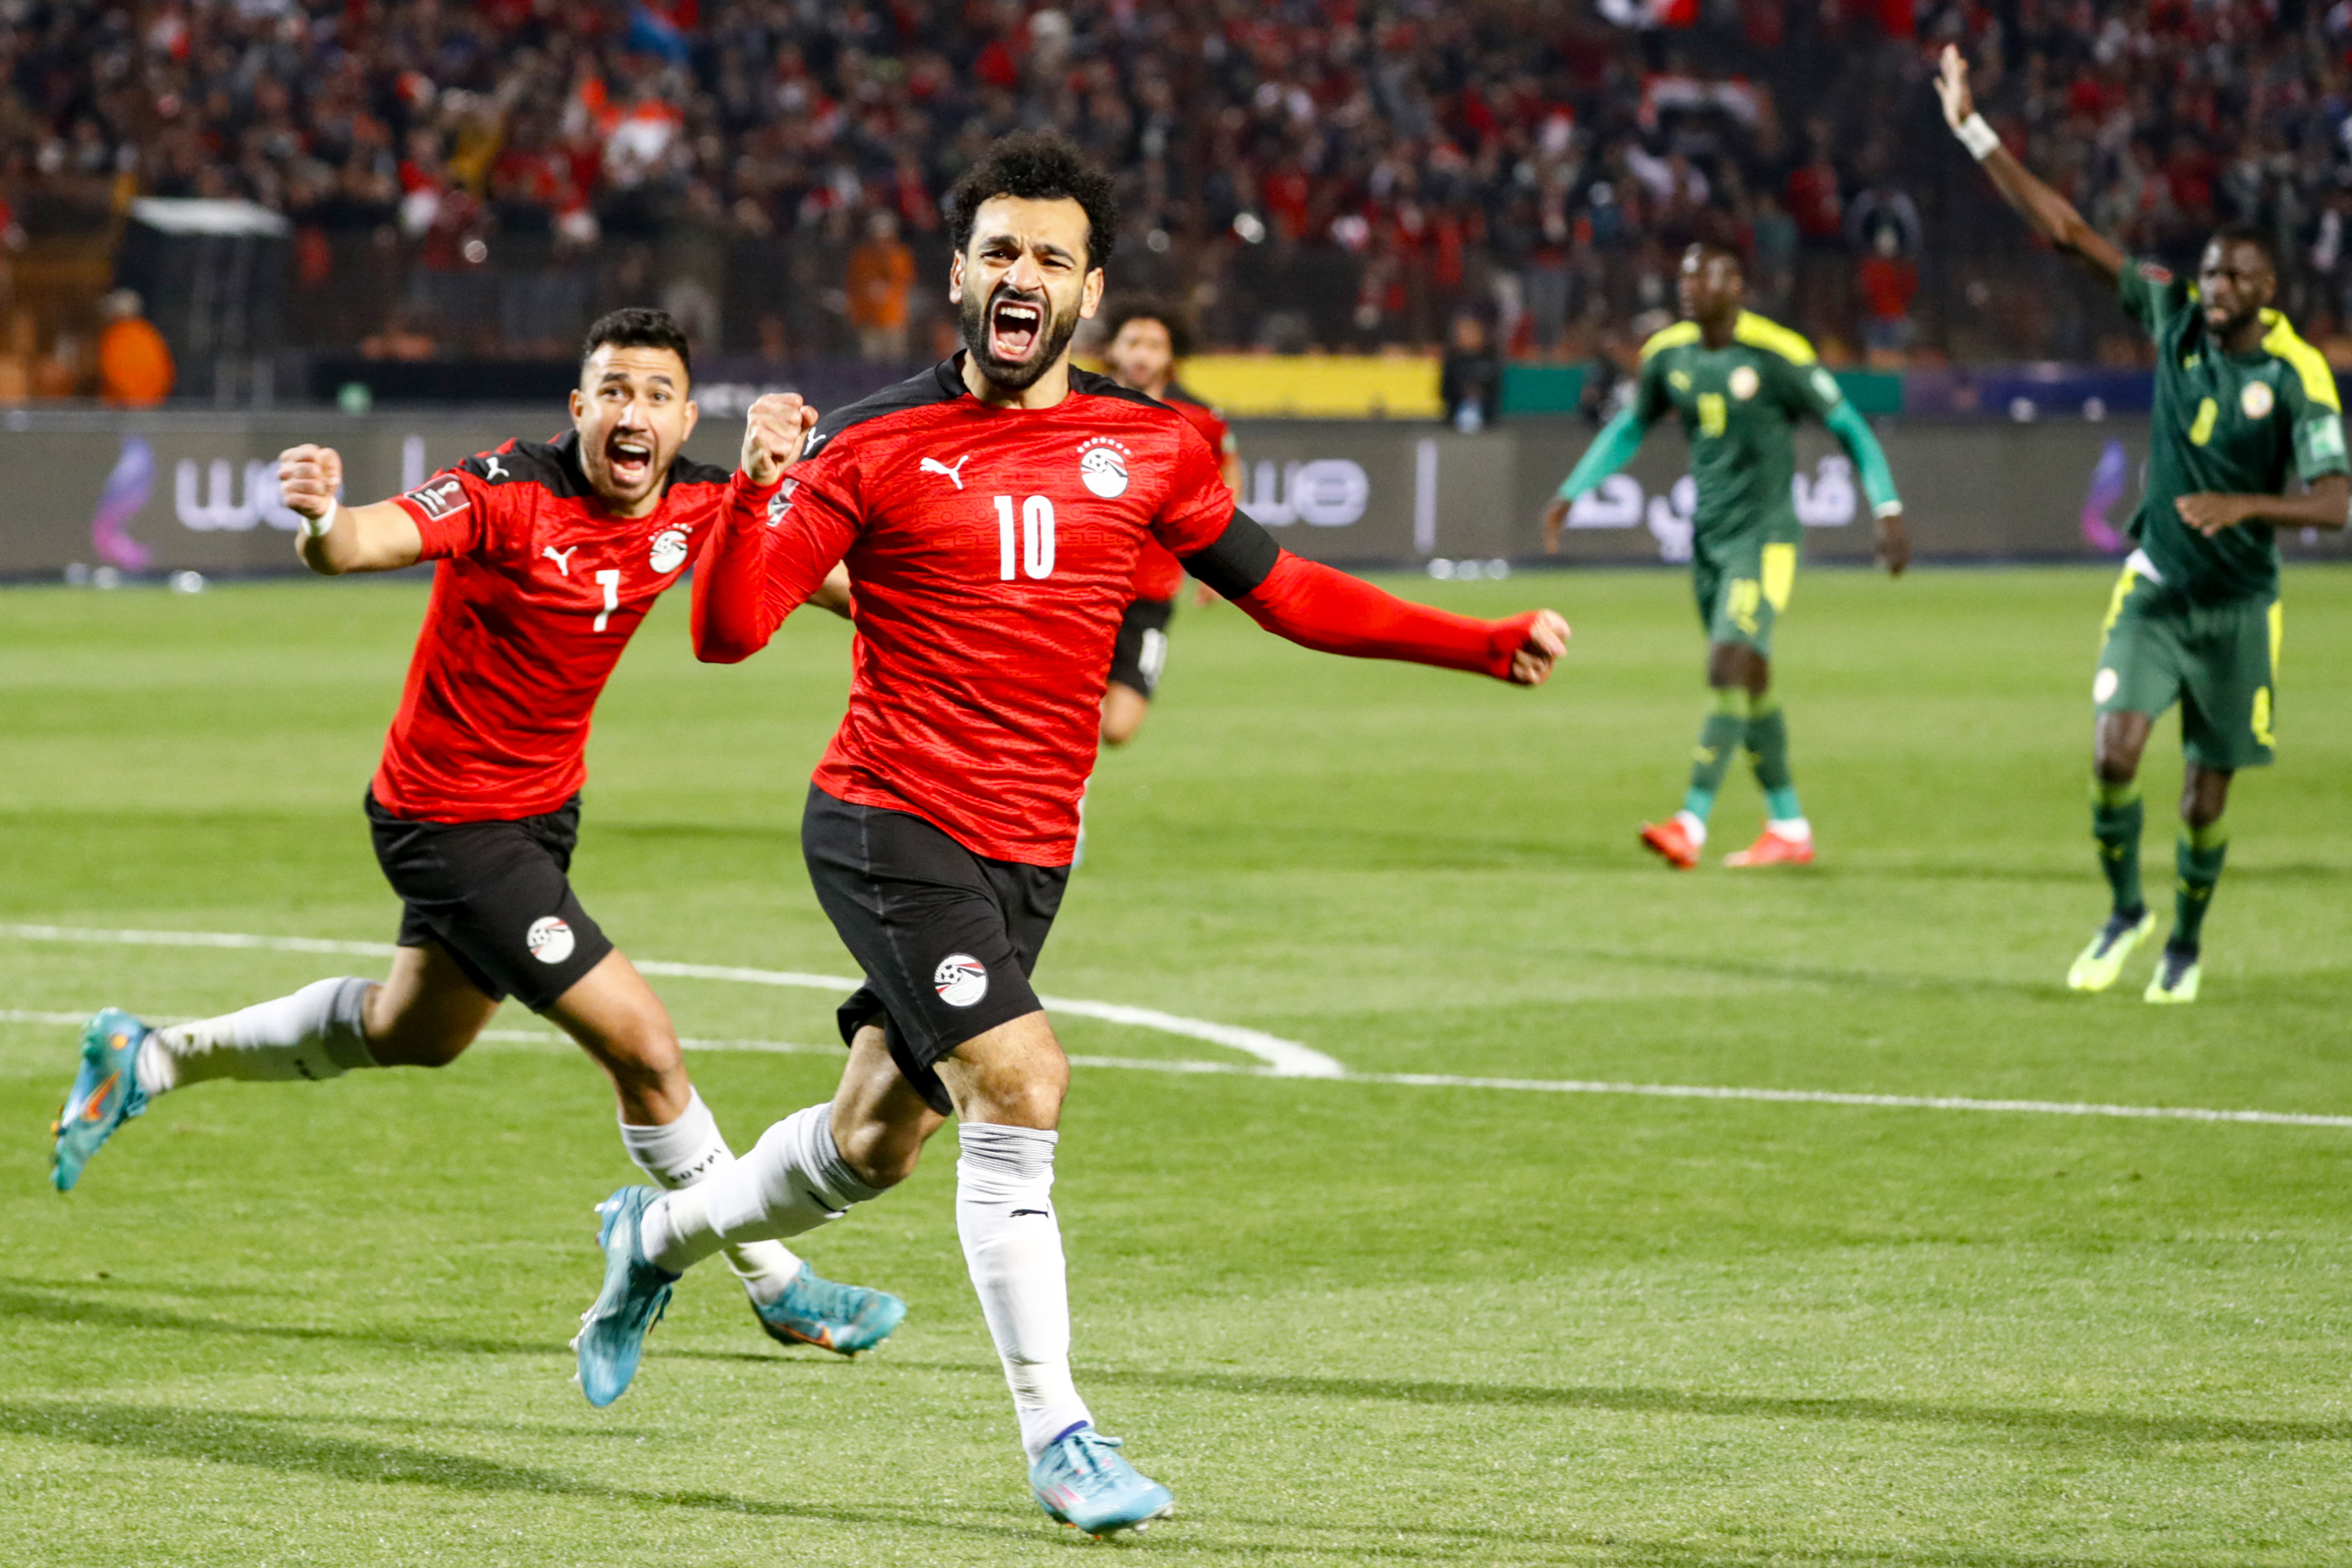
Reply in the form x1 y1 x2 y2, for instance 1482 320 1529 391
2094 563 2281 771
1692 534 1800 656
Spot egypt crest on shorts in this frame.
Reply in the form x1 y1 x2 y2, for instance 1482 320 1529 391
935 953 988 1007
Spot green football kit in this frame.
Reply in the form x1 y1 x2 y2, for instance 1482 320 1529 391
2078 260 2346 992
1555 310 1902 847
2096 261 2344 770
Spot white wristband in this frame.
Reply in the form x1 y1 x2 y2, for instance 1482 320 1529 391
1955 113 2000 162
301 506 338 541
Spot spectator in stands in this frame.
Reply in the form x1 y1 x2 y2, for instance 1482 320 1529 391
1856 226 1919 367
846 207 915 366
96 291 173 407
9 0 2352 366
1440 313 1504 432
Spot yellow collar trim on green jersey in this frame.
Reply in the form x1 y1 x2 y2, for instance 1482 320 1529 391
2257 309 2342 412
1731 311 1818 366
1639 320 1701 361
1639 312 1819 366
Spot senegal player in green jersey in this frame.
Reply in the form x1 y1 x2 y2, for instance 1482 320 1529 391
1543 242 1909 870
1939 45 2350 1003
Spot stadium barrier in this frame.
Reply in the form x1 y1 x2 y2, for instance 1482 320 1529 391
4 410 2349 580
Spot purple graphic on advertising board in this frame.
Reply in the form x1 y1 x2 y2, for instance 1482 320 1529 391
92 435 154 570
2080 438 2129 554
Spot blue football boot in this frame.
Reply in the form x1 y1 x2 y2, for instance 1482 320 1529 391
51 1009 152 1192
1029 1426 1174 1538
572 1186 677 1407
751 1268 907 1356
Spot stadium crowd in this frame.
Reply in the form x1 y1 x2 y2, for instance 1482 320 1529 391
5 0 2352 381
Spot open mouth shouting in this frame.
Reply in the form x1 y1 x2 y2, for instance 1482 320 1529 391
988 291 1047 364
605 430 657 489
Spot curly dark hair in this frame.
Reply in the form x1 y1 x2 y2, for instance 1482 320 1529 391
582 306 692 374
1095 296 1192 360
948 131 1119 270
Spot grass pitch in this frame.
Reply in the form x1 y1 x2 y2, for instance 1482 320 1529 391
2 564 2349 1566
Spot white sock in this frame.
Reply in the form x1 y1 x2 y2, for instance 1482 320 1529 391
618 1091 803 1305
1674 809 1709 848
957 1123 1092 1459
1772 816 1814 841
136 978 376 1096
643 1102 879 1275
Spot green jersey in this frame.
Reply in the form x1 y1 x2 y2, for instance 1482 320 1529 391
1632 311 1849 547
2122 260 2346 602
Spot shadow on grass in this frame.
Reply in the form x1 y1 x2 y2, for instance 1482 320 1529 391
1083 1366 2352 1447
0 1399 2166 1567
0 1397 1044 1544
0 1281 824 1370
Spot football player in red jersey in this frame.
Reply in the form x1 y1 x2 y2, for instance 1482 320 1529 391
1095 297 1243 745
571 135 1569 1538
49 309 905 1360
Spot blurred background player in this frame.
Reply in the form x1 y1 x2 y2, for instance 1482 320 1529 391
1543 242 1909 870
571 132 1570 1541
1937 46 2350 1003
1094 297 1242 746
48 310 898 1356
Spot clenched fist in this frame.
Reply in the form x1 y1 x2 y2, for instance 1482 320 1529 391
1506 608 1572 687
741 393 820 487
277 444 345 523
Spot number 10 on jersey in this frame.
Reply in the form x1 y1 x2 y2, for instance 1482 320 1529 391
994 494 1055 580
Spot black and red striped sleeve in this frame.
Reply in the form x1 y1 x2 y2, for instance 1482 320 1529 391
1151 427 1534 682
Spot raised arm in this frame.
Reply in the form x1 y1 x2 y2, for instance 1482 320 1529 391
1179 515 1569 687
1936 45 2125 286
278 445 425 575
692 393 848 662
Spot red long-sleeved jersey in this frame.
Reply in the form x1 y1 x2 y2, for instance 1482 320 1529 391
378 432 727 821
696 356 1537 865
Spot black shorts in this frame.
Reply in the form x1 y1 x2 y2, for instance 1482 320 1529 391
366 792 613 1011
1106 596 1175 699
801 785 1068 1116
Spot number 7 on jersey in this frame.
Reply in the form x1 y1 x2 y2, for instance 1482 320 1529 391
993 495 1056 581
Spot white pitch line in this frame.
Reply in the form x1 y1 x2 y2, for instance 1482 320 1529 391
0 923 1347 1078
7 932 2349 1132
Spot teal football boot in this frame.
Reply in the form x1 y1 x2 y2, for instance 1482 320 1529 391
751 1269 907 1355
572 1186 677 1407
1029 1427 1174 1538
51 1009 152 1192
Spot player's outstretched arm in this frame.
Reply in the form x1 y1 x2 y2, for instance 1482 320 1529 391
1179 515 1567 687
694 393 846 662
1542 407 1651 555
279 445 424 575
1937 45 2124 285
2177 473 2352 535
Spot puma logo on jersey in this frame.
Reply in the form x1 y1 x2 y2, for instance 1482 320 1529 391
481 454 510 482
542 545 578 576
920 455 971 490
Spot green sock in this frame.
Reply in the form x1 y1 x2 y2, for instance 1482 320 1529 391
2090 778 2145 918
1745 698 1800 821
2171 819 2228 952
1682 689 1748 822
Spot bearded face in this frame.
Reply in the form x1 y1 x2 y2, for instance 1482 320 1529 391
961 277 1086 393
951 195 1102 395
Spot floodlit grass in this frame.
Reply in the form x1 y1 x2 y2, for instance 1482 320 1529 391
2 564 2348 1565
